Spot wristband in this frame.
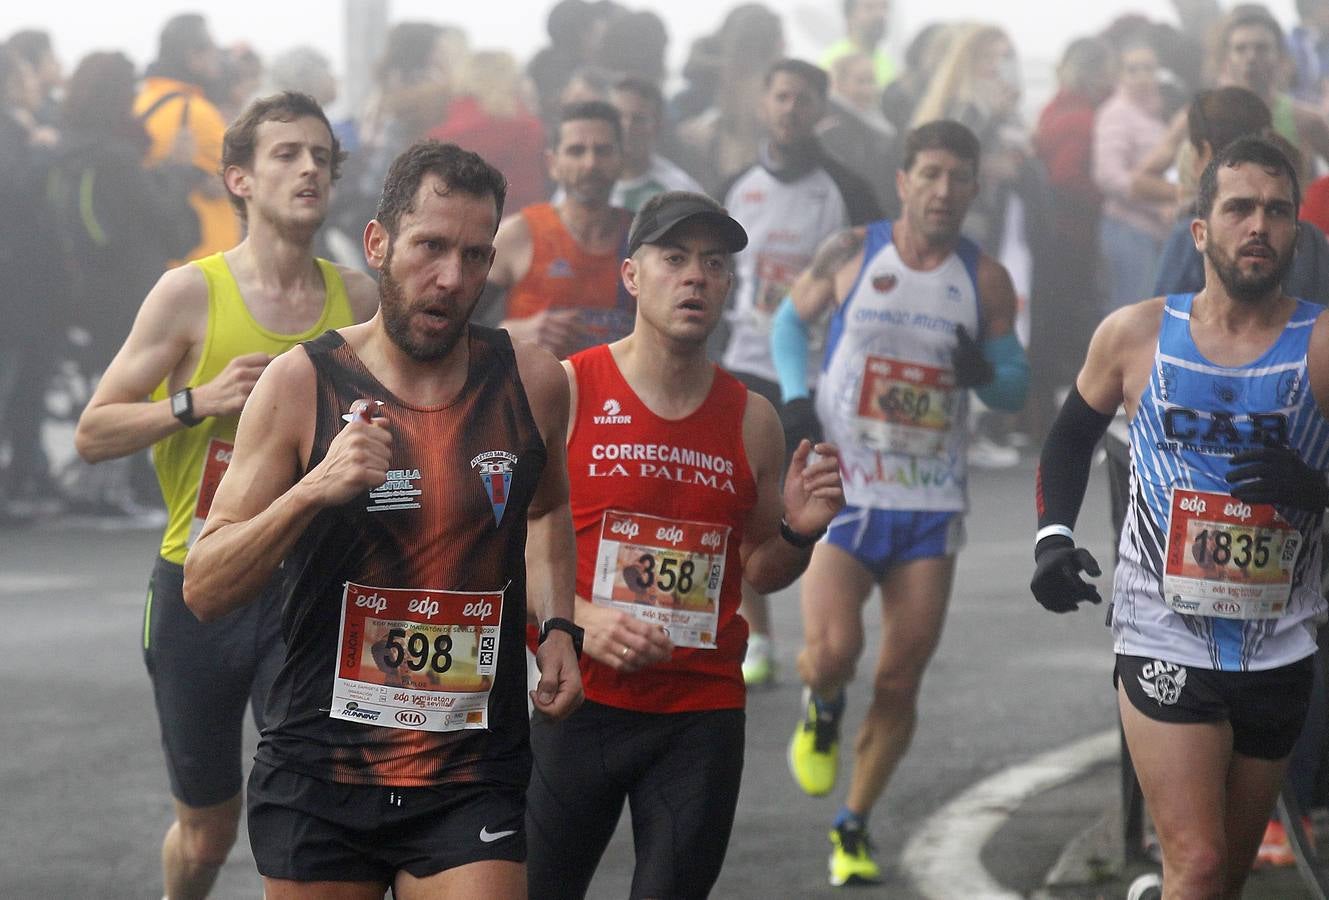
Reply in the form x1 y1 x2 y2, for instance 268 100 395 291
780 516 824 549
1035 524 1074 546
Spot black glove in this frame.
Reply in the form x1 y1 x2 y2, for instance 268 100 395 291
780 397 821 460
1226 446 1329 512
952 325 994 388
1031 535 1102 613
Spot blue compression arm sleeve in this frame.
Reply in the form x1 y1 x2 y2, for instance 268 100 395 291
771 296 811 402
974 332 1029 411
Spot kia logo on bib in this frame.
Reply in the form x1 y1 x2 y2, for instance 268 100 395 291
396 710 426 727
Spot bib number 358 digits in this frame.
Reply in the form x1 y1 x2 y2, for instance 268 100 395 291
592 511 729 649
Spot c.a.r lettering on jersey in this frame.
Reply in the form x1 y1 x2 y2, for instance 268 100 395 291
367 468 424 512
1159 408 1288 455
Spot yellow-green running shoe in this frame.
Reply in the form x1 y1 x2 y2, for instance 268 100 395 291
828 824 882 886
742 634 776 686
788 688 841 796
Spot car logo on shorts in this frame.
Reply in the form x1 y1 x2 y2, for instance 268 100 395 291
395 710 427 726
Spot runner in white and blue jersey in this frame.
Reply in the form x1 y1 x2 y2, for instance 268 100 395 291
1032 135 1329 897
770 120 1029 886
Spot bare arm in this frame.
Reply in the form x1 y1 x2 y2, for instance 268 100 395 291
1073 302 1163 417
976 254 1018 339
515 341 584 719
739 394 845 593
74 265 272 462
1307 310 1329 419
1133 110 1188 183
487 212 531 294
182 350 392 620
1296 104 1329 167
338 266 381 323
790 227 867 321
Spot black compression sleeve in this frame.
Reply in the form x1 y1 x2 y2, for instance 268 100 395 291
1036 386 1116 531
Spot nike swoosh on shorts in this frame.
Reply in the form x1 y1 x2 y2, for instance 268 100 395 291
480 826 518 843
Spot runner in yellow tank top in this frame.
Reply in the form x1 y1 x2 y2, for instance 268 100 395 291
74 93 379 899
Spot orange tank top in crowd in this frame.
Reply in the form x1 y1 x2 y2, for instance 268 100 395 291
505 204 636 354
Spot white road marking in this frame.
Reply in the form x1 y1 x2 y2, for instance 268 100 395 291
0 575 92 595
902 728 1118 899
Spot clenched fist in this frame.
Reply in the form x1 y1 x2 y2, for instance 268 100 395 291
303 400 393 507
195 353 272 418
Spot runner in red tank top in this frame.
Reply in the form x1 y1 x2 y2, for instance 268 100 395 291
487 100 635 359
183 142 584 899
525 191 846 899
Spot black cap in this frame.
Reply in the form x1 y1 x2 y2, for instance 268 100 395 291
626 191 748 257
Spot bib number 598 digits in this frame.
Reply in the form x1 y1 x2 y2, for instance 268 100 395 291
382 628 453 673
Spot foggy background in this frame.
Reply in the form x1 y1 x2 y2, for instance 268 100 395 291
1 0 1305 116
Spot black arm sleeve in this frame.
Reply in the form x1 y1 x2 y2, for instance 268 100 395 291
1036 386 1115 531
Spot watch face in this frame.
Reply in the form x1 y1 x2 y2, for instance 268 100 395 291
172 391 188 416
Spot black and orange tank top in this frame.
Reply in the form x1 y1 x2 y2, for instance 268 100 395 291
256 326 546 788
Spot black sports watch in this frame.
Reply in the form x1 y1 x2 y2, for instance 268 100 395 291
170 387 201 427
780 516 825 549
539 617 584 659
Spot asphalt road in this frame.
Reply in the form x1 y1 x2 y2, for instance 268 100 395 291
1 458 1125 898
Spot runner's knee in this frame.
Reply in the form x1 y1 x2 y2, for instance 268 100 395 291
805 632 861 685
177 811 239 868
1163 837 1225 896
868 665 924 711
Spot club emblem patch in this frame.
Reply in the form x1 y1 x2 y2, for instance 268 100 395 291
1138 659 1187 706
872 271 898 293
471 450 517 526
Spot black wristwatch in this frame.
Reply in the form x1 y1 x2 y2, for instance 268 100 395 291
780 516 825 549
170 387 201 427
539 617 584 658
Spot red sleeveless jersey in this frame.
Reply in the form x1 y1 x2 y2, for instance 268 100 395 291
566 344 757 712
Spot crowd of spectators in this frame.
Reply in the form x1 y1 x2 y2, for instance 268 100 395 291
7 0 1329 525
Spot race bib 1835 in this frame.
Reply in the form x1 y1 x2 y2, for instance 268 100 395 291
1162 488 1301 619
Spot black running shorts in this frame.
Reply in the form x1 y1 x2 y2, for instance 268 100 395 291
247 759 526 883
1116 653 1314 760
142 556 284 807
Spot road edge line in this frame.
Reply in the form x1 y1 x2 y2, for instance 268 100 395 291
901 728 1118 899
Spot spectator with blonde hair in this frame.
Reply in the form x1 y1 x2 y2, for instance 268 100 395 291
429 49 546 211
